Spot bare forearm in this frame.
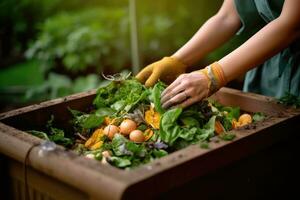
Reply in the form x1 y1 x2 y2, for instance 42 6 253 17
173 15 240 66
219 18 300 82
173 0 241 66
219 0 300 82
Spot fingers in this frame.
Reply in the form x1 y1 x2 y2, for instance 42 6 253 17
162 91 188 109
135 66 153 84
179 86 208 108
161 74 188 109
160 72 209 109
161 74 186 97
145 70 160 87
178 96 201 109
161 82 186 105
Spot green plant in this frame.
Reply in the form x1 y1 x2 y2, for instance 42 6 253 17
26 8 130 73
26 6 193 74
31 3 226 71
25 1 240 75
25 73 101 100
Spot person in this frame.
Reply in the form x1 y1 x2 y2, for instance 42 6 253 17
136 0 300 109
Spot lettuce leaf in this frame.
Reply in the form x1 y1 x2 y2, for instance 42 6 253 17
72 113 104 129
109 157 131 168
194 116 216 141
150 81 166 114
160 105 217 147
112 134 132 156
159 107 183 145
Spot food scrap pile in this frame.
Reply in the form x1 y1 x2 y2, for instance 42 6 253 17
28 76 264 169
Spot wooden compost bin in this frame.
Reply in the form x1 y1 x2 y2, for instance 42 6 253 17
0 87 299 200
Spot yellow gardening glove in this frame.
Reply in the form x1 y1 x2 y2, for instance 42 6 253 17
135 56 187 87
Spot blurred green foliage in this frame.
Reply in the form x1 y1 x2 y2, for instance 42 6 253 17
26 8 130 73
24 1 227 74
0 0 126 64
0 60 43 107
0 0 64 60
0 60 43 87
0 61 102 106
1 0 250 111
25 73 101 101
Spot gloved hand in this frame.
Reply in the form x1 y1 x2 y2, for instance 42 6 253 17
135 56 187 87
161 62 227 109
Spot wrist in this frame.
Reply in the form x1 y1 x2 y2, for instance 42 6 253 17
170 53 190 68
165 56 188 70
209 61 227 89
197 61 227 96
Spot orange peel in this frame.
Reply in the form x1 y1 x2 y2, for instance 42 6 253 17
215 120 225 135
144 129 154 141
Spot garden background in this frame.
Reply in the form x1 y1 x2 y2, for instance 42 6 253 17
0 0 249 112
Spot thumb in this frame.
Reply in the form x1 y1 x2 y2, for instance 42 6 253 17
145 70 160 87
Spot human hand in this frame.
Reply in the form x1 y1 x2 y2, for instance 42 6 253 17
161 62 227 109
135 56 187 87
160 72 210 109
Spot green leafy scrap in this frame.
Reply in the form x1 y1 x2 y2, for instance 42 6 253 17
79 114 104 129
27 130 49 140
194 116 216 142
93 79 149 113
28 116 73 147
48 127 73 146
219 133 236 141
109 157 131 168
111 134 132 156
252 112 265 122
159 108 183 145
71 113 104 130
180 117 200 128
222 106 240 120
278 92 300 108
107 134 169 168
160 107 216 148
150 81 166 114
200 142 210 149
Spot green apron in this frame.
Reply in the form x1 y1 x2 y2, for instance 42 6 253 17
234 0 300 98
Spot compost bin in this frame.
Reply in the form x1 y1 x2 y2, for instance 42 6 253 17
0 87 299 200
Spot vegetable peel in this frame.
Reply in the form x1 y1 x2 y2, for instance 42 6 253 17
215 120 225 135
144 129 154 141
145 105 161 129
85 128 104 149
